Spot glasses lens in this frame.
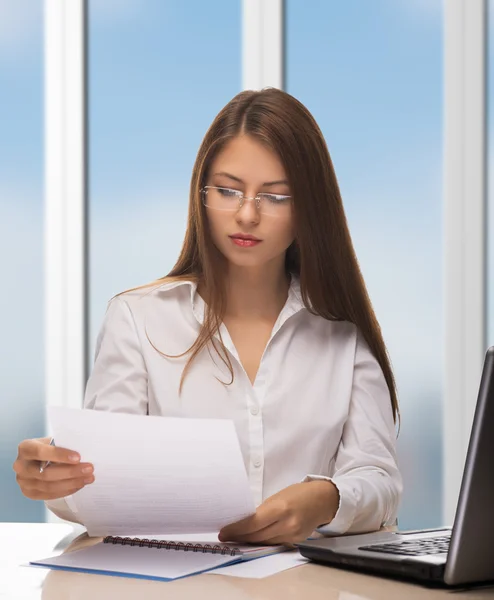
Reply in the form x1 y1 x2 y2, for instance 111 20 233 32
257 193 292 216
203 187 241 211
203 187 292 216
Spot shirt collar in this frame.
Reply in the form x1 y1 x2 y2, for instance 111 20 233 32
153 275 305 327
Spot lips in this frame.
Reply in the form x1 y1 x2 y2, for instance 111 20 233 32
229 234 262 248
229 234 262 241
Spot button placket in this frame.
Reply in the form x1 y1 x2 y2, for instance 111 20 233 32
247 384 264 507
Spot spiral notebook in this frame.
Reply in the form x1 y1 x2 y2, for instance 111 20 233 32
29 534 287 581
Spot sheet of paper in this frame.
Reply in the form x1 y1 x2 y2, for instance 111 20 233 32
48 407 255 537
205 550 308 578
30 542 237 581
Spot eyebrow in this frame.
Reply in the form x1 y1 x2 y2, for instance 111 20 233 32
213 171 289 187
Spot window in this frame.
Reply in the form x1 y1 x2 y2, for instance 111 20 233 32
88 0 241 360
286 0 444 529
0 1 44 521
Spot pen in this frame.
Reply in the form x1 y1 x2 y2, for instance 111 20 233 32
39 438 55 474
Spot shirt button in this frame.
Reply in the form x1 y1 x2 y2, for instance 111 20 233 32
250 406 259 416
253 458 262 468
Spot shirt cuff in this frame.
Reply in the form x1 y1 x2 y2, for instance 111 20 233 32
45 497 83 525
303 474 358 535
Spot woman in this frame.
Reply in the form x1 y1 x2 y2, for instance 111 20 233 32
14 88 402 544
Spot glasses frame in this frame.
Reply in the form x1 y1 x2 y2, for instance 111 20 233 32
201 185 292 215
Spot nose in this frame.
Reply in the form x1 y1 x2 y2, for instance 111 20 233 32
236 196 260 225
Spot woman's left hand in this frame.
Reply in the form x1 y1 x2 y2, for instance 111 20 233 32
218 480 340 545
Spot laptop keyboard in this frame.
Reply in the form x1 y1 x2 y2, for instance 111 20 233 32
359 535 451 556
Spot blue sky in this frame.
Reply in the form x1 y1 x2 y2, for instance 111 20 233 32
1 0 490 529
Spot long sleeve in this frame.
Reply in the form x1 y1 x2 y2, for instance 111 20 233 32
305 328 403 535
83 296 148 413
45 295 149 522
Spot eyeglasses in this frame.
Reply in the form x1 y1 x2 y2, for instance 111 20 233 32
201 186 292 217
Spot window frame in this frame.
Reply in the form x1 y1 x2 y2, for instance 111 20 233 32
443 0 487 524
44 0 487 526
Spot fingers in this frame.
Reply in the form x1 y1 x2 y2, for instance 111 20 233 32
220 519 307 545
222 521 284 544
19 475 92 501
258 536 299 547
219 492 311 544
17 438 81 465
219 515 264 541
19 461 94 482
14 437 94 502
219 497 284 540
219 514 278 542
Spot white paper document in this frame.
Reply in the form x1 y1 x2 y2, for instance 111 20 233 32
47 407 256 537
205 550 309 578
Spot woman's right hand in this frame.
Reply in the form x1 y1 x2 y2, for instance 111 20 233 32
13 437 95 501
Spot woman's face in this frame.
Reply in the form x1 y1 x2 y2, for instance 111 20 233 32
204 134 295 273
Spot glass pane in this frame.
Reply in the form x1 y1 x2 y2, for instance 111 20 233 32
0 1 44 521
88 1 241 360
287 0 444 529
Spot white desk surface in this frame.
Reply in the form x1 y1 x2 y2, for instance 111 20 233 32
2 522 494 599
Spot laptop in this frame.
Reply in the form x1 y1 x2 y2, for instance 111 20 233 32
297 346 494 587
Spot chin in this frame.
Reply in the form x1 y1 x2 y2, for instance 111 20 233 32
225 254 266 268
226 252 288 273
217 245 265 267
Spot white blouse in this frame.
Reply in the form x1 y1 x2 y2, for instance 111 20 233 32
46 276 402 535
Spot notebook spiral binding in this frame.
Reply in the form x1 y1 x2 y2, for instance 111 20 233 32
103 536 241 557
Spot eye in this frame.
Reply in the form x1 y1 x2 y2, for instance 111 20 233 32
217 187 242 198
260 193 292 205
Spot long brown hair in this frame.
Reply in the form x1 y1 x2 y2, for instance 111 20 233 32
121 88 399 424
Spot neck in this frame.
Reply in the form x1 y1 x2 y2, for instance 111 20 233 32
224 263 291 320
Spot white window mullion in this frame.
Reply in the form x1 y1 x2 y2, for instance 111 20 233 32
44 0 87 521
242 0 284 91
443 0 487 525
44 2 87 423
